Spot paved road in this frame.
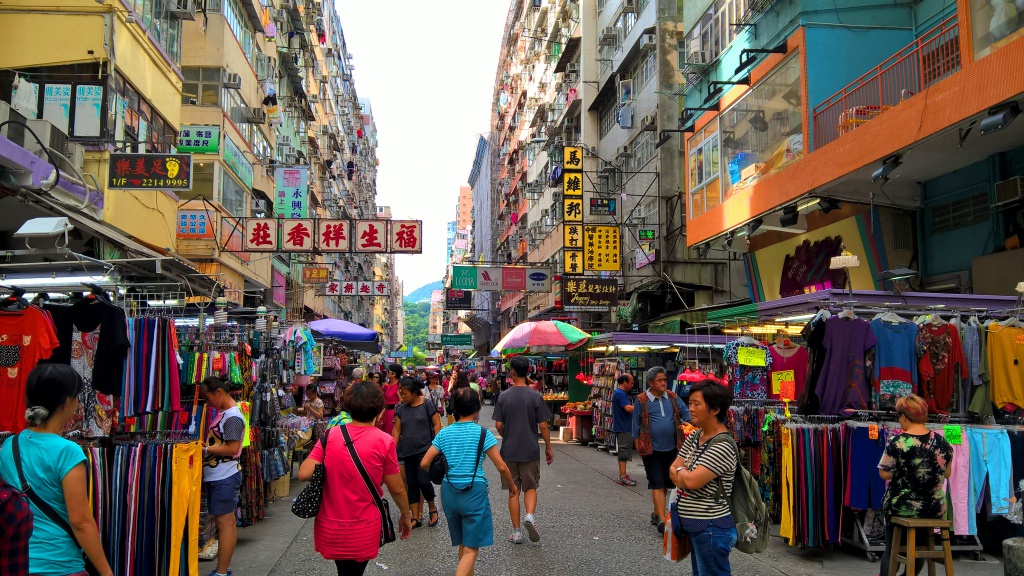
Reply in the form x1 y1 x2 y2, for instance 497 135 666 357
229 405 1003 576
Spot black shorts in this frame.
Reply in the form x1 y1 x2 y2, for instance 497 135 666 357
641 450 678 490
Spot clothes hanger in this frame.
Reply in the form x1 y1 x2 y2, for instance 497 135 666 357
0 286 30 312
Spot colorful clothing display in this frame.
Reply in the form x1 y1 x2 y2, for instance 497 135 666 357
814 316 877 416
987 323 1024 410
724 340 773 400
869 319 921 411
918 322 967 414
768 345 808 401
0 307 59 433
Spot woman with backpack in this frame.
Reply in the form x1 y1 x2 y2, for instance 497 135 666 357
420 387 518 576
392 378 442 529
669 379 738 576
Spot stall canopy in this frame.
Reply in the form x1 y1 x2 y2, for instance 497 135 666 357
309 318 381 353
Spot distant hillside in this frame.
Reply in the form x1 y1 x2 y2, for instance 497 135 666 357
405 280 443 303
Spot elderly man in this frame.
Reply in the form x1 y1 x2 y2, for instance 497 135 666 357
632 366 689 534
350 367 365 382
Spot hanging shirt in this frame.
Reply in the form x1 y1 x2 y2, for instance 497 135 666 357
768 345 808 401
0 308 59 433
918 323 968 414
987 323 1024 410
814 316 877 416
724 340 773 400
43 300 130 395
801 315 829 414
870 319 922 411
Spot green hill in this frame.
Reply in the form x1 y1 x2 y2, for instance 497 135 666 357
405 280 442 303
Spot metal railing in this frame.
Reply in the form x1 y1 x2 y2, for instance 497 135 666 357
812 16 960 149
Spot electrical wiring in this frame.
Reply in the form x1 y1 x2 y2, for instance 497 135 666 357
0 120 60 193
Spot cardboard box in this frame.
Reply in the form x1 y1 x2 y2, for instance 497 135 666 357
559 427 574 442
273 475 290 498
740 163 763 180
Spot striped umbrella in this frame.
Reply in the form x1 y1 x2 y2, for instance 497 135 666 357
490 320 591 356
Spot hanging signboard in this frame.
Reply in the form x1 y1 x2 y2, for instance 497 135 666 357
583 225 621 271
564 249 584 275
563 197 583 222
317 219 350 252
176 210 214 239
563 146 584 170
354 220 387 252
564 223 582 249
274 166 308 218
176 125 220 154
590 198 616 216
449 266 553 292
108 153 193 190
390 220 423 254
563 172 583 196
244 218 278 251
302 267 330 284
329 280 391 296
562 277 618 311
224 136 254 188
445 289 473 310
441 334 472 346
280 219 314 252
234 219 422 253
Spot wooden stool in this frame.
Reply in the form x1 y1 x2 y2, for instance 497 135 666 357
888 517 954 576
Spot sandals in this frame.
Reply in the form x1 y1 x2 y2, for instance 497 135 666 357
411 519 422 529
428 510 439 527
650 512 659 526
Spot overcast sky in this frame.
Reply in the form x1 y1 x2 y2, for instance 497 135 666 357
333 0 510 296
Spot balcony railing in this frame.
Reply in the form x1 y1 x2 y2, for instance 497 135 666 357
812 16 960 149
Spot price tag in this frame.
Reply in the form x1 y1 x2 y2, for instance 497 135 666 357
868 424 879 440
779 380 796 402
772 370 794 395
944 425 963 445
179 411 189 425
737 346 767 367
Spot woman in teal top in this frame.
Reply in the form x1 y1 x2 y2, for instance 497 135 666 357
421 387 517 576
0 364 113 576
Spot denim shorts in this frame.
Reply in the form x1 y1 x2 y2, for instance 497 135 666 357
440 480 493 549
688 522 737 576
205 472 242 516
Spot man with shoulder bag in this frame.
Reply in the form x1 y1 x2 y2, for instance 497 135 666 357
632 366 689 535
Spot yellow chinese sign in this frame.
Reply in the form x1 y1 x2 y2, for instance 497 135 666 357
563 223 582 249
564 249 584 275
563 172 583 196
563 198 583 222
583 225 621 271
563 146 584 170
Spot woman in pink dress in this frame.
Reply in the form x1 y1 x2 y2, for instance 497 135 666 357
299 381 413 575
379 363 402 435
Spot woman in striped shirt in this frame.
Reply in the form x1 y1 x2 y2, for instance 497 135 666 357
670 379 738 576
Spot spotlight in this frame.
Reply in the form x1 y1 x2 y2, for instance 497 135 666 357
818 198 841 214
723 233 734 251
722 130 742 150
697 243 711 259
871 154 902 183
779 206 799 228
979 102 1020 135
746 218 763 236
748 111 768 132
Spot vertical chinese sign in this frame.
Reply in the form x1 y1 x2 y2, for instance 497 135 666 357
275 166 308 218
389 221 423 253
244 218 278 251
583 225 621 271
562 146 585 276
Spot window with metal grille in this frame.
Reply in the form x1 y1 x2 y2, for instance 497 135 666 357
890 211 914 250
929 191 989 235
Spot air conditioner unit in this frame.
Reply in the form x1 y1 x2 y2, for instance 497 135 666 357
617 145 633 158
308 94 321 104
279 144 295 156
24 120 84 177
280 0 295 10
169 0 196 20
251 198 268 213
642 113 657 130
686 50 711 65
222 72 242 90
640 33 657 50
600 27 618 46
278 135 292 147
284 153 298 165
566 62 579 73
564 72 579 84
623 0 636 13
320 125 330 136
994 176 1024 206
236 107 266 124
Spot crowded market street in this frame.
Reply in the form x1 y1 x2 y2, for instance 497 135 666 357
226 407 1003 576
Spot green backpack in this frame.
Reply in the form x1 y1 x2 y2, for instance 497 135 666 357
708 433 770 554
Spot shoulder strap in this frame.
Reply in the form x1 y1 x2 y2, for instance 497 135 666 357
12 435 79 546
422 401 435 439
339 425 389 514
706 432 740 503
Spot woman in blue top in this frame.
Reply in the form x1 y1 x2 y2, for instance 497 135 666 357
421 387 518 576
0 364 114 576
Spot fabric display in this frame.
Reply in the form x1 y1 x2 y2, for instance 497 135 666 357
724 339 772 399
0 304 59 433
918 320 967 415
869 318 922 411
778 423 845 548
988 322 1024 410
121 317 182 422
814 315 877 416
768 343 808 401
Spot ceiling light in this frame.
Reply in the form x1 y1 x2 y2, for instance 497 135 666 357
746 218 763 236
774 313 816 323
796 197 821 212
979 102 1020 135
871 154 902 183
722 233 734 251
14 217 73 238
818 198 841 214
877 268 919 282
748 111 769 132
1 274 112 288
779 206 799 228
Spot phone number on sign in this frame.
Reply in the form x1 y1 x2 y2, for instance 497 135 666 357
136 178 189 188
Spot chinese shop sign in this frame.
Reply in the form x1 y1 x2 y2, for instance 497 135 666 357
275 166 308 218
244 218 278 251
583 225 621 271
448 266 553 292
318 219 350 252
445 289 473 310
389 220 423 253
224 136 254 188
589 198 616 216
354 220 386 253
237 219 422 253
564 249 584 275
562 277 617 311
177 125 220 154
327 281 391 296
108 153 193 190
176 210 214 239
564 223 582 249
563 197 583 223
302 267 330 284
563 146 584 170
441 334 472 346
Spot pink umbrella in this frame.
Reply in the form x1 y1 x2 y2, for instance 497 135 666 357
490 320 590 356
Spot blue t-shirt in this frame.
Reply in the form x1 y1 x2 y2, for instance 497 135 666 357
431 421 497 486
0 430 87 576
612 388 633 433
632 391 690 452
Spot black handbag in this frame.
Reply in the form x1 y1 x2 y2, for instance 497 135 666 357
339 424 396 545
12 434 102 576
428 428 486 491
290 428 331 518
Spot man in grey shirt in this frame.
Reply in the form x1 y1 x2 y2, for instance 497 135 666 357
493 356 553 544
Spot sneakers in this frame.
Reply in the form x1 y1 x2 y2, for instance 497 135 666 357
509 529 523 544
657 520 666 534
617 475 637 486
206 571 232 576
523 514 541 543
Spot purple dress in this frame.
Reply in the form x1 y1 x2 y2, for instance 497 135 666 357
814 316 877 415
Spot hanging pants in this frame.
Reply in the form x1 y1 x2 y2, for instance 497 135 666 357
779 427 795 543
937 428 972 536
170 442 203 576
967 428 1013 536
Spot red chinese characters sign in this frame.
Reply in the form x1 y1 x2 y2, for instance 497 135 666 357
280 219 314 252
317 219 350 252
354 220 386 253
244 218 278 251
108 153 193 191
390 220 422 253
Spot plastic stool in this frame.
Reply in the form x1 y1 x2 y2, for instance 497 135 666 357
888 517 954 576
290 448 308 479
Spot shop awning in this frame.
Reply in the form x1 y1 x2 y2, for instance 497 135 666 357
589 332 731 347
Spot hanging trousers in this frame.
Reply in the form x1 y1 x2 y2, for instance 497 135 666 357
169 442 203 576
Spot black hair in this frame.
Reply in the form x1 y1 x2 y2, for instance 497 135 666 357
509 356 530 378
454 372 471 388
200 375 231 394
347 381 385 423
616 374 632 386
387 363 404 378
24 364 84 426
689 379 733 423
371 372 382 381
451 387 481 418
305 384 319 396
398 377 423 396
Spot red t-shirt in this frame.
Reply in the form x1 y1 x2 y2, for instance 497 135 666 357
0 307 59 433
309 425 399 561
